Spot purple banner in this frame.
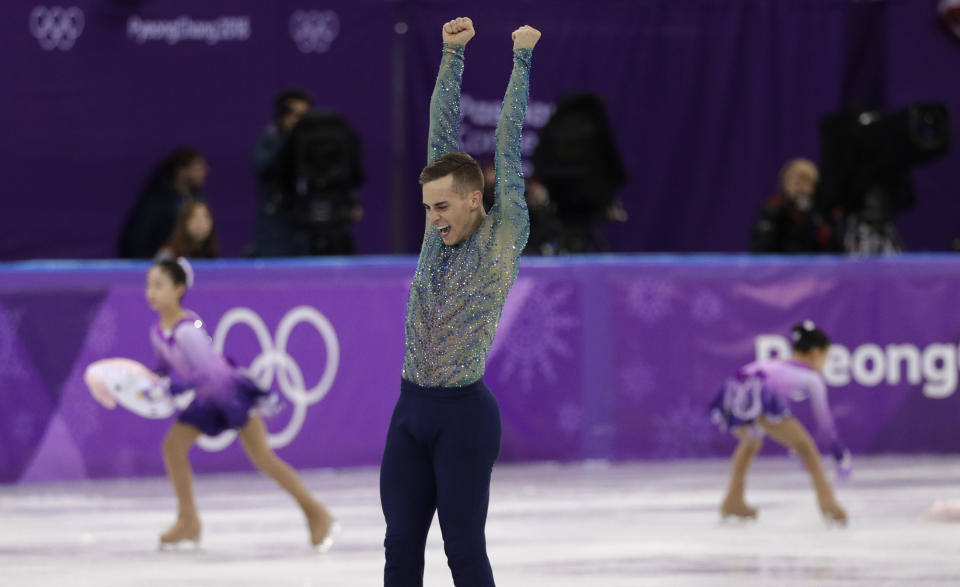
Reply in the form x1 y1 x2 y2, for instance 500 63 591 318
1 1 958 260
2 255 960 484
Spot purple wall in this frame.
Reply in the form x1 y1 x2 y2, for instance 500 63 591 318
0 0 957 260
3 255 960 483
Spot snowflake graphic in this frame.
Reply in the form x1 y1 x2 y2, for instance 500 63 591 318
624 280 676 324
556 401 582 436
498 286 578 393
653 400 716 458
690 290 723 324
618 362 658 403
85 306 119 354
0 306 28 379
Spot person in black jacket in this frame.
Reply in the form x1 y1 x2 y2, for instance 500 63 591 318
118 147 208 259
750 158 841 253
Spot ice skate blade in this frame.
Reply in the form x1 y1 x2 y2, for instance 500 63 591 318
314 521 341 553
822 515 848 528
158 536 202 552
719 513 757 526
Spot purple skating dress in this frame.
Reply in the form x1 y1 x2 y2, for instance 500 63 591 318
709 359 838 444
150 311 271 436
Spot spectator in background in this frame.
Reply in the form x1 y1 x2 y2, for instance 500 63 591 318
480 159 496 213
155 200 219 261
522 177 565 255
481 159 562 255
750 158 842 253
118 147 208 259
532 93 628 253
273 109 365 255
251 89 313 257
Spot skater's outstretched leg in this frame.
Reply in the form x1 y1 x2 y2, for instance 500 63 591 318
238 416 336 548
759 416 847 523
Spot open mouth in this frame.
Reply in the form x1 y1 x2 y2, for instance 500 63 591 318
438 225 451 238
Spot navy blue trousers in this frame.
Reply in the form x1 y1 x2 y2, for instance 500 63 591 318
380 379 501 587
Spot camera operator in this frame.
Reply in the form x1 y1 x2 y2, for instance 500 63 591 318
273 109 365 256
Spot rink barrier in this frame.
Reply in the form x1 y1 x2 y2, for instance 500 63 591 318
2 254 959 483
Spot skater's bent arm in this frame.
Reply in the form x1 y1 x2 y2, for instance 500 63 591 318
165 322 220 393
151 344 194 396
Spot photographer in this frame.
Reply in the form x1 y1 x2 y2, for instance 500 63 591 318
274 109 364 255
532 93 627 253
251 89 312 257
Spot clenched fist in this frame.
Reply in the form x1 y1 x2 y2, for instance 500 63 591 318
442 17 475 46
511 25 541 50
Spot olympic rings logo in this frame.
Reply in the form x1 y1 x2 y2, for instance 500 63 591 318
289 10 339 54
29 6 84 51
197 306 340 452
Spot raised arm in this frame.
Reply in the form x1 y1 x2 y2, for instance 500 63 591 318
491 26 540 250
427 18 474 164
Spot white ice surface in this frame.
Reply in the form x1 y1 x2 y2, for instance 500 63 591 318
2 456 959 586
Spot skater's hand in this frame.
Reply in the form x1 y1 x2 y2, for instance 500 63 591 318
442 17 475 46
512 25 541 50
835 450 852 480
831 442 853 481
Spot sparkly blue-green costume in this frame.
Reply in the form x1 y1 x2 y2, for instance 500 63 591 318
381 43 533 587
403 44 532 388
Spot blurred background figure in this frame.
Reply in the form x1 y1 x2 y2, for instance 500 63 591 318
251 89 313 257
274 109 365 256
481 160 563 256
480 159 496 213
815 103 950 255
522 177 564 256
750 158 842 254
155 200 220 261
532 93 627 254
118 147 208 259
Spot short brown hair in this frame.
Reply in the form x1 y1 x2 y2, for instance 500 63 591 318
419 152 484 195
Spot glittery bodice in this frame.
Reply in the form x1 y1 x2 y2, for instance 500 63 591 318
402 44 533 387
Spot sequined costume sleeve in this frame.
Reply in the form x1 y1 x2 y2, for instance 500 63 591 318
490 48 533 252
417 43 466 251
402 47 534 388
427 43 465 164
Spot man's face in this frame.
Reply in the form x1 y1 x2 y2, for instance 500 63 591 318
783 169 816 210
280 99 310 133
422 175 480 246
